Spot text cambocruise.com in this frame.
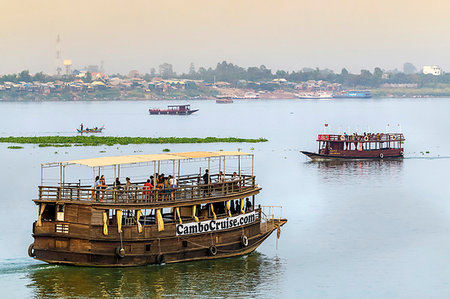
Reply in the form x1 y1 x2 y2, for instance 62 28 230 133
176 212 257 236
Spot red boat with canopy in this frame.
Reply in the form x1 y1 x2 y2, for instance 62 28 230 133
301 132 405 160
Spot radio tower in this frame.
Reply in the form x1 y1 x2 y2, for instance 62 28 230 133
55 34 62 76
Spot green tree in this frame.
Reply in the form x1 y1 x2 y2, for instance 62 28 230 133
18 70 31 82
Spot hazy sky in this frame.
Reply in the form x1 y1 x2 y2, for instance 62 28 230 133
1 0 450 75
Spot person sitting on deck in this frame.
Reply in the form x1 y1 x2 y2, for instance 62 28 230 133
125 177 132 189
231 172 238 181
115 177 123 189
216 171 225 183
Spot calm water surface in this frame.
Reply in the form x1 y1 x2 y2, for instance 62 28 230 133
0 98 450 298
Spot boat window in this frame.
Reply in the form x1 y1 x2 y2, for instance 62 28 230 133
42 204 56 221
56 204 64 221
145 244 151 252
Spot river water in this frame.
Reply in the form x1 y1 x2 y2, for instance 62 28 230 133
0 98 450 298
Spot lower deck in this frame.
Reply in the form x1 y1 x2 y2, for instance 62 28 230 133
31 214 285 266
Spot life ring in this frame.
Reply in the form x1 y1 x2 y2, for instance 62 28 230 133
340 135 345 141
379 153 384 159
115 246 125 258
156 254 165 264
392 136 397 141
364 136 369 142
209 245 218 256
28 243 35 258
241 235 249 247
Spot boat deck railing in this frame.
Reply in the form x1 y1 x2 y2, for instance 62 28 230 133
37 174 258 204
260 205 283 221
318 133 405 142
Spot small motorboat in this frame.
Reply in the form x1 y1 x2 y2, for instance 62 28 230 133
77 126 105 133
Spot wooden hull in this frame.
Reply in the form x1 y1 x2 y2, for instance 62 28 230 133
301 149 404 160
32 217 286 267
149 109 198 115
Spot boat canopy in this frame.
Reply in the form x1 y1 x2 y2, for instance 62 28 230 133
42 151 252 168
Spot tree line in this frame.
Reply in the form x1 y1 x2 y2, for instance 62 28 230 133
2 62 450 88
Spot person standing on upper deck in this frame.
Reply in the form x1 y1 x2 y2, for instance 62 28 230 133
202 169 211 197
203 169 211 184
91 175 100 201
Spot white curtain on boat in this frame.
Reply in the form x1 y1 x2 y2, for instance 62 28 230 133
36 203 46 227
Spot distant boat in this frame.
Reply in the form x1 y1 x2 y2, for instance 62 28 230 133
301 132 405 160
333 90 372 98
77 126 105 133
297 93 333 100
216 98 233 104
149 105 198 115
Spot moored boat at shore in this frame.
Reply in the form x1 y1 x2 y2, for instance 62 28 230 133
29 151 286 267
149 105 198 115
333 90 372 99
301 132 405 160
297 92 333 100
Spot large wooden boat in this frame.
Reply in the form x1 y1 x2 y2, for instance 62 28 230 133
301 133 405 160
149 105 198 115
29 151 286 267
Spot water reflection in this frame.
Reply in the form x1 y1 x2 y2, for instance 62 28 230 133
305 159 404 185
27 253 285 298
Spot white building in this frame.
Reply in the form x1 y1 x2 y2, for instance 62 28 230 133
422 65 442 76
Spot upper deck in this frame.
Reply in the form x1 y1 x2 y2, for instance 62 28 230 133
35 151 259 209
317 133 405 143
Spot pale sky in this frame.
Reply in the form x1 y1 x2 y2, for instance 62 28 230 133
1 0 450 75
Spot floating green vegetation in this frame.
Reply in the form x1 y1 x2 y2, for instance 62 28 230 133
8 146 23 149
0 136 268 147
39 143 72 147
162 148 170 152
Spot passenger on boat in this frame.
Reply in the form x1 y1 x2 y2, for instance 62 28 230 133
230 200 236 214
99 175 108 201
217 171 225 183
203 169 211 184
202 169 211 196
144 179 153 200
115 177 122 189
80 123 83 131
231 172 238 181
91 175 100 201
168 175 177 200
245 198 253 212
125 177 132 189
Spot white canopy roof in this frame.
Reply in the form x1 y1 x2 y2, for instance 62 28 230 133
43 151 252 168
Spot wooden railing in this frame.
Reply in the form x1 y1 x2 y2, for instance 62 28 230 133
38 174 257 204
318 133 405 142
260 205 283 221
